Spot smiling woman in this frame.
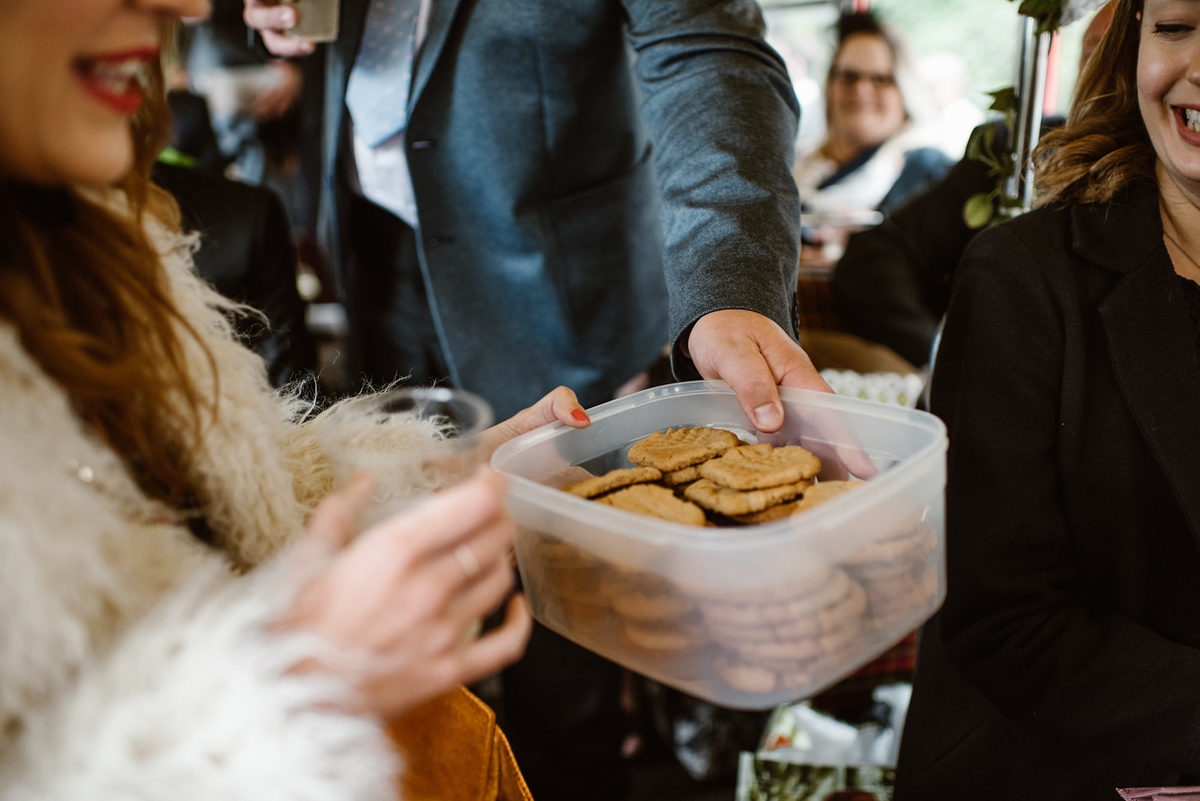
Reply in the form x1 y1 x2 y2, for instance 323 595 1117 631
0 0 604 797
0 0 208 184
0 0 214 512
895 0 1200 796
793 11 950 264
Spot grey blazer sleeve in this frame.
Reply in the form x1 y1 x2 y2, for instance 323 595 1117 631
623 0 801 378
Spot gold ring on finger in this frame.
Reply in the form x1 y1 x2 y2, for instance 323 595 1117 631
454 544 482 579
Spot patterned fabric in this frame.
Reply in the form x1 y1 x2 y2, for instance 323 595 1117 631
346 0 423 147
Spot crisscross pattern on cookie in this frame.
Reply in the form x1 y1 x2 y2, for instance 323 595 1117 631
698 444 821 490
626 427 740 472
684 478 810 516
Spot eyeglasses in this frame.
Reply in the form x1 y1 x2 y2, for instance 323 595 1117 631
830 68 896 89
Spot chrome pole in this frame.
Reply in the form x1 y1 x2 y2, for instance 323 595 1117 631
1007 17 1053 211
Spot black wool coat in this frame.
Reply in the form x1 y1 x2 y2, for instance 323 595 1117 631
896 183 1200 799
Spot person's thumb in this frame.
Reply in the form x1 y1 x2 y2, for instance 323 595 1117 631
699 340 785 433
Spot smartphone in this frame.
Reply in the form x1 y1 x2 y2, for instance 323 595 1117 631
283 0 340 43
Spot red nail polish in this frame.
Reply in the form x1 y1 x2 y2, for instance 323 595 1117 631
571 409 590 423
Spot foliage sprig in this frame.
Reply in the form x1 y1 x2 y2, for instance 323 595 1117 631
962 89 1027 228
961 0 1067 227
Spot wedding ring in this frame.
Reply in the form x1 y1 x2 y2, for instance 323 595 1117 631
454 544 482 579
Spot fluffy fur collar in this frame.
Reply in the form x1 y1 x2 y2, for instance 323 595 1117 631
0 210 405 799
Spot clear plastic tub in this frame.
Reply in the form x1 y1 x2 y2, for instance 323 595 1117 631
491 381 947 709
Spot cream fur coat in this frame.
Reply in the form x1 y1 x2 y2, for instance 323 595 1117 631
0 207 445 800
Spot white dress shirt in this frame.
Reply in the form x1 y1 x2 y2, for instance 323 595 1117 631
349 0 434 228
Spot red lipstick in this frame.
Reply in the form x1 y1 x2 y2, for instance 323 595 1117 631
75 47 160 116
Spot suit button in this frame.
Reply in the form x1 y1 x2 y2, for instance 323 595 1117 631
410 139 435 150
427 236 453 247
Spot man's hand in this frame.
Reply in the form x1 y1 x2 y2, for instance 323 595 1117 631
687 309 831 433
244 0 317 57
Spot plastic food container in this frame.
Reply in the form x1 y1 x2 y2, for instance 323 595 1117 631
491 381 947 710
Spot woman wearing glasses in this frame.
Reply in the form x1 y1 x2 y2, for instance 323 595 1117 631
794 12 949 265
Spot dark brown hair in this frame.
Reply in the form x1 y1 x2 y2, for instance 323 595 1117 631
1034 0 1155 207
0 53 218 508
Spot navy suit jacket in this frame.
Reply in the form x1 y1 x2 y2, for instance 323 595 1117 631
318 0 801 418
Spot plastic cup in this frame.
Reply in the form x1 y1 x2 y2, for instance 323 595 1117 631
283 0 340 43
318 387 494 529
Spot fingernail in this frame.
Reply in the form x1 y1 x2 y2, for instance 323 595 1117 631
281 8 296 25
571 409 590 423
753 403 782 429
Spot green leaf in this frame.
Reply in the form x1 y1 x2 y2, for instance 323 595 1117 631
1008 0 1064 33
966 133 983 162
1033 9 1063 34
1015 0 1060 15
963 193 995 229
157 147 197 168
987 86 1018 113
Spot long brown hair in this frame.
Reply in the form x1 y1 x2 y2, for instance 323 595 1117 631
0 52 218 508
1034 0 1155 208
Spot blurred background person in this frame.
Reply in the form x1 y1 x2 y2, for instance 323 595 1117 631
179 0 328 298
153 159 318 387
795 11 950 270
181 0 304 183
830 2 1116 369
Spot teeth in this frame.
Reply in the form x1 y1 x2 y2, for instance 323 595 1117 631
1186 108 1200 132
86 60 147 94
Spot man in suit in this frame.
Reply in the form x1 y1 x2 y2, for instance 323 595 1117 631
244 2 823 798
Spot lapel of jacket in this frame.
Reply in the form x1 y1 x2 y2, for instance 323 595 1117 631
336 0 370 71
1075 184 1200 542
408 0 466 117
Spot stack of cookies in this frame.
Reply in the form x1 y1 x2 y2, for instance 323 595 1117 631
842 522 939 629
605 568 702 661
530 425 940 699
562 427 830 527
693 565 868 694
530 536 611 630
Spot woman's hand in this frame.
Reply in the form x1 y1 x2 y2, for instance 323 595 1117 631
284 470 531 721
478 385 590 458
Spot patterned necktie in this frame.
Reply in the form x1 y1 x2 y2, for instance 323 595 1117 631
346 0 423 148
